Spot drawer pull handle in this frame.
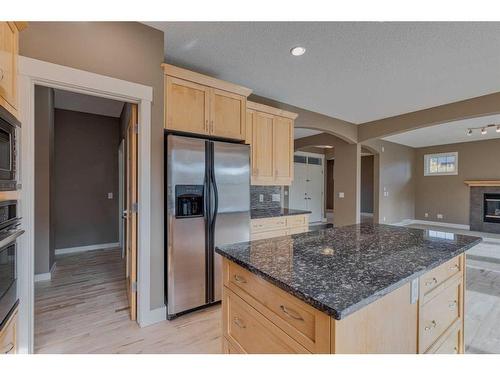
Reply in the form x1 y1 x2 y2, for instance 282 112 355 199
2 342 14 354
425 277 438 287
233 317 246 329
234 274 247 284
449 300 458 309
280 305 304 321
424 320 437 331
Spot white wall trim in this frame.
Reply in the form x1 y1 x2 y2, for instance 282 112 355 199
17 56 156 354
34 261 56 283
55 242 121 255
140 306 167 327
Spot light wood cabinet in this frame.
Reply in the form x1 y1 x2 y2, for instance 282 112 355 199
250 214 309 240
0 306 18 355
247 101 297 186
0 22 21 120
163 64 251 141
221 253 466 354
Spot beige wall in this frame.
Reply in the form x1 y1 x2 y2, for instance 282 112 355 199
20 22 165 309
415 138 500 225
362 139 416 224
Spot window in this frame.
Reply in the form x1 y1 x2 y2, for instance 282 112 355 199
424 152 458 176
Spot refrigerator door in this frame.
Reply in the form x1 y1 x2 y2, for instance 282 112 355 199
211 141 250 302
167 135 208 315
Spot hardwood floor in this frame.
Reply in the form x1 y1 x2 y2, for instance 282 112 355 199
35 248 222 354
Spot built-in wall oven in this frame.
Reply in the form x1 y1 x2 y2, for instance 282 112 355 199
0 106 20 191
0 200 23 328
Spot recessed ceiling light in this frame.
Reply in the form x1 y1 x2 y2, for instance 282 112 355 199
481 127 488 135
497 125 500 133
466 128 473 136
290 46 306 56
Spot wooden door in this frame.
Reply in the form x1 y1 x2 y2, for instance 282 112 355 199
125 104 138 321
326 160 334 210
251 112 274 185
165 76 210 135
210 88 246 140
0 22 19 118
273 116 293 185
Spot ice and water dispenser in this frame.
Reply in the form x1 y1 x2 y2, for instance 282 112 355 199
175 185 204 218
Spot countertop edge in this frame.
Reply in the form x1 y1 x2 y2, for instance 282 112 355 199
215 236 482 320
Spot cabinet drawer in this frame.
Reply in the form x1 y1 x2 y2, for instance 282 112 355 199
286 214 308 228
251 229 287 240
288 226 308 235
224 260 330 353
223 287 309 354
420 256 461 299
0 308 17 355
426 320 462 354
251 217 286 233
420 277 462 352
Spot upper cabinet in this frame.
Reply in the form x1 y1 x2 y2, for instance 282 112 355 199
162 64 251 141
0 22 25 120
247 101 298 186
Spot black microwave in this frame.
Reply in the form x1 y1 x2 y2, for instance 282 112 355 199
0 106 20 191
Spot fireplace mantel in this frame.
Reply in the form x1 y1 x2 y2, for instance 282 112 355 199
464 180 500 187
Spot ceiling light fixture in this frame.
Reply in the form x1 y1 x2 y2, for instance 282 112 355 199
290 46 306 56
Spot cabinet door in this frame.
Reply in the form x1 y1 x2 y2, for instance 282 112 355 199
251 112 274 185
0 22 19 117
245 109 254 145
165 76 210 135
273 116 294 185
210 88 246 140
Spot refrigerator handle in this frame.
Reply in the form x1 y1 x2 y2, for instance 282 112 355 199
210 153 219 229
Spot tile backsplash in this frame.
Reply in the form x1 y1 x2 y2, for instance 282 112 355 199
250 186 282 210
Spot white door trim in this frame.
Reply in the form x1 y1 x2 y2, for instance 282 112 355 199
17 56 156 354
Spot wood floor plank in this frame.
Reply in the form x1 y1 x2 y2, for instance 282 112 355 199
35 248 222 354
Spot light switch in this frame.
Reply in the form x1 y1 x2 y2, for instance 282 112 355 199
259 194 264 203
338 192 345 198
107 192 113 199
272 194 281 202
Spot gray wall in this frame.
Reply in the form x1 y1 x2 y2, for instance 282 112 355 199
415 138 500 225
54 109 120 249
34 86 55 275
363 139 416 224
361 155 374 213
20 22 165 309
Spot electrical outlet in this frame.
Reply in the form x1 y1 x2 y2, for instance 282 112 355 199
338 192 345 198
424 213 429 218
259 194 264 203
384 191 389 197
437 213 444 219
107 192 113 199
271 194 281 202
381 146 385 153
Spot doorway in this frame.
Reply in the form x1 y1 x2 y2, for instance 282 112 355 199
289 151 325 223
18 56 153 353
32 86 139 352
360 153 375 224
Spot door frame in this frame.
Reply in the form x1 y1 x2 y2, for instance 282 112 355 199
17 56 154 354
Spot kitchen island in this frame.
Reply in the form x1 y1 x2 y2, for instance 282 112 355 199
215 223 481 354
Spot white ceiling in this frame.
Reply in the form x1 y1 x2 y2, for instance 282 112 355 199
294 128 323 139
384 114 500 148
54 90 124 118
146 22 500 124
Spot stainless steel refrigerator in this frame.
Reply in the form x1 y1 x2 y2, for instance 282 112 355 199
165 134 250 318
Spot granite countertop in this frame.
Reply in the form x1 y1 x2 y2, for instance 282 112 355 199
215 223 482 320
250 208 312 220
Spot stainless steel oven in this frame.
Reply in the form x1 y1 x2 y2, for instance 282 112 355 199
0 106 20 191
0 200 23 328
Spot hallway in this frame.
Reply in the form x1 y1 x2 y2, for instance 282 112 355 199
34 248 221 353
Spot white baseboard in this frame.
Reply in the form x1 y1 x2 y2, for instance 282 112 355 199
55 242 120 255
139 305 166 327
34 262 57 282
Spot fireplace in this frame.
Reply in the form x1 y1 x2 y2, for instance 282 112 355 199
484 193 500 223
